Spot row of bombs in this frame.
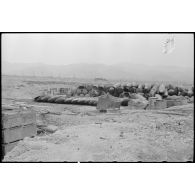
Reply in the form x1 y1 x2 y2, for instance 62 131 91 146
34 95 129 106
67 83 194 99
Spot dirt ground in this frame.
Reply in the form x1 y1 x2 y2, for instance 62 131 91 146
2 75 194 162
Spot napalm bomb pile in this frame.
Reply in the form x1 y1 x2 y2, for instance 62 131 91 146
34 82 194 107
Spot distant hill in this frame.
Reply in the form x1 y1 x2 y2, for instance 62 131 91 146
2 61 193 83
94 78 108 82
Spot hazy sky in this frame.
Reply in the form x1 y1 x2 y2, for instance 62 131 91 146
2 33 194 68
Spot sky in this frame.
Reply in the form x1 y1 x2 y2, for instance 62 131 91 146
2 33 194 69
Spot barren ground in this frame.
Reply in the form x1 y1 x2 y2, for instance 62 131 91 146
2 75 194 162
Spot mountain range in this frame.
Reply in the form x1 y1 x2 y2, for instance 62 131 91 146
2 61 193 83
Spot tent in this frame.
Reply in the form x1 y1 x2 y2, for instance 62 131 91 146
96 93 121 111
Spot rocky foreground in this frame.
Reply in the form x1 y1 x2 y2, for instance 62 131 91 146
3 104 194 162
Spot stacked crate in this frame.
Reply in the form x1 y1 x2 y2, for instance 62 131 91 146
154 99 167 109
147 97 167 110
166 99 188 108
50 88 58 95
59 88 69 95
1 109 37 157
147 97 158 110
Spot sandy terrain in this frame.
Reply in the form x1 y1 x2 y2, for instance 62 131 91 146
2 75 194 162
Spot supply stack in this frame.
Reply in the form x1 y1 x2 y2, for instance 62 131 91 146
1 106 37 158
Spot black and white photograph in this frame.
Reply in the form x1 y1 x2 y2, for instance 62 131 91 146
1 33 194 162
1 1 195 195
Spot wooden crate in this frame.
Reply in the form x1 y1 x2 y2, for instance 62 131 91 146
2 110 36 129
147 97 158 110
2 142 19 156
147 98 167 110
154 100 167 109
166 99 188 108
1 109 37 156
2 123 37 144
